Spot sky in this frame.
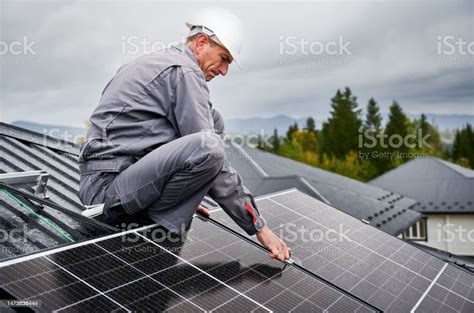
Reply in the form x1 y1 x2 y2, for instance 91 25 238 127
0 0 473 128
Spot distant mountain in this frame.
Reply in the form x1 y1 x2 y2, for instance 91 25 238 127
405 114 474 131
226 114 474 135
224 115 322 135
11 121 86 144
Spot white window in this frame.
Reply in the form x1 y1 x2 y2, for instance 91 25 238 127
403 218 427 241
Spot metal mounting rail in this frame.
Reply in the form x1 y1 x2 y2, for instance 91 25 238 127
0 181 119 233
0 170 50 199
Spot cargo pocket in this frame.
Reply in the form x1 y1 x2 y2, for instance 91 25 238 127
79 173 103 205
119 181 162 215
79 172 118 206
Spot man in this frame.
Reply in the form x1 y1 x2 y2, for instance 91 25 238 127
78 8 290 261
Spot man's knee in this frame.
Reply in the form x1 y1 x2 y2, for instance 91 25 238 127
200 132 225 170
186 132 225 170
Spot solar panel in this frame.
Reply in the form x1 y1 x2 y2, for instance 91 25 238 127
0 212 376 312
414 265 474 312
211 189 474 312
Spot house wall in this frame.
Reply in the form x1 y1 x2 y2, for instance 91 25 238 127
416 214 474 256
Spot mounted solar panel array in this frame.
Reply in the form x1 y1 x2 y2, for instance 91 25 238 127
0 209 375 311
1 189 472 312
212 190 474 312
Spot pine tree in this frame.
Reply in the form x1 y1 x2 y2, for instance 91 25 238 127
360 98 386 178
320 87 362 159
271 128 281 153
452 124 474 168
385 101 410 156
419 113 429 135
364 98 382 131
415 113 442 155
286 122 299 141
305 117 316 133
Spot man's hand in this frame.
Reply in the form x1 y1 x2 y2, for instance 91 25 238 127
256 225 291 261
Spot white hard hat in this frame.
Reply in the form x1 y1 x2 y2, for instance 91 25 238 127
186 8 243 68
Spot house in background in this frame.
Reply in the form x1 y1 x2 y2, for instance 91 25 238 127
370 157 474 257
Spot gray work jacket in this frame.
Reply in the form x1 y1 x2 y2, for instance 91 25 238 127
78 43 265 235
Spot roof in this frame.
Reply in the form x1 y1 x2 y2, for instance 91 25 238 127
370 157 474 213
409 241 474 273
225 142 421 235
0 122 110 261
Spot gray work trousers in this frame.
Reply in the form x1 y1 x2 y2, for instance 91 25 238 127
79 132 225 232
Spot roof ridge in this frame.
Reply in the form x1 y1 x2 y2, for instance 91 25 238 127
434 158 474 178
244 145 376 186
369 156 435 183
371 156 474 182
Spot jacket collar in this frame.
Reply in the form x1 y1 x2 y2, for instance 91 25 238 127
171 42 199 67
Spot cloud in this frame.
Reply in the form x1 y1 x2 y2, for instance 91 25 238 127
1 0 473 127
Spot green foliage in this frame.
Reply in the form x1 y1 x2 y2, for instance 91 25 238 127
413 113 443 156
385 101 410 154
451 124 474 168
294 129 319 152
280 138 303 160
364 98 382 131
315 151 375 181
271 128 281 153
305 117 316 132
286 122 299 141
266 88 470 183
360 99 392 174
320 87 362 159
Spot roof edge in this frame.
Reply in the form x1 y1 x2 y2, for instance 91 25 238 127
0 122 80 155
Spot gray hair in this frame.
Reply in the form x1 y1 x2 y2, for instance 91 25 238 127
186 33 217 46
186 26 218 46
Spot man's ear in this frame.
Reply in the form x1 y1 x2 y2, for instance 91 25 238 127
195 34 210 52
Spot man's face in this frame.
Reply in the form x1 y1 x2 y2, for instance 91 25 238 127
193 35 233 81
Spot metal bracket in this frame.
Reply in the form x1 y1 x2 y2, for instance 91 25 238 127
82 204 105 218
0 170 50 199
